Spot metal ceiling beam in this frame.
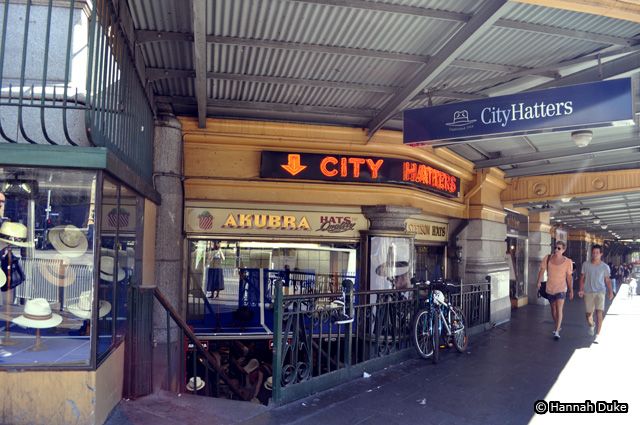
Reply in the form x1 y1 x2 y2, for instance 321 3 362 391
476 138 640 168
288 0 470 22
534 50 640 89
135 31 563 81
416 90 488 101
157 96 377 117
505 152 640 177
147 68 398 93
494 20 638 46
432 45 639 95
366 0 513 136
192 0 207 128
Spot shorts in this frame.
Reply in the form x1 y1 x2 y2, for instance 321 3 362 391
546 291 566 302
584 292 605 312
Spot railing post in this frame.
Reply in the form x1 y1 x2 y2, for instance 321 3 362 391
272 278 284 403
344 279 354 367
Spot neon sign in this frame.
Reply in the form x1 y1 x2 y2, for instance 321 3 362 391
260 151 460 198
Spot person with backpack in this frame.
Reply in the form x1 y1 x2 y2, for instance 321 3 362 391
536 241 574 340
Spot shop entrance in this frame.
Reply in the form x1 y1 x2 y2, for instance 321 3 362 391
505 209 529 305
184 239 358 403
414 245 446 282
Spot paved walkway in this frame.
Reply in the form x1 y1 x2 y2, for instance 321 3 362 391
107 285 640 425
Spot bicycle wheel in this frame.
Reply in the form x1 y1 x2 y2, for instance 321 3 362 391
432 307 440 364
412 308 434 359
451 306 468 353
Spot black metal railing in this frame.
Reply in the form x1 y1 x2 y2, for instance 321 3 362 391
272 280 419 403
449 282 491 329
0 0 154 181
152 287 246 400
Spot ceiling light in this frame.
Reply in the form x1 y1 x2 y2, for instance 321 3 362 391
579 208 590 216
560 197 572 203
601 224 608 229
593 218 601 225
572 130 593 147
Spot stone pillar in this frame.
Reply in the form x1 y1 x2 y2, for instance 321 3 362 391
152 112 183 392
528 212 552 305
459 169 510 325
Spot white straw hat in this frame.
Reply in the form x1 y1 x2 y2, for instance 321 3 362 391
99 256 126 282
0 269 5 288
12 298 62 329
38 260 76 288
186 376 205 391
264 376 273 391
67 290 112 319
0 221 33 248
48 225 88 257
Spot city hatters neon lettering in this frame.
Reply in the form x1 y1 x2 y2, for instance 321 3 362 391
481 101 573 128
222 214 311 231
320 156 384 179
402 162 457 193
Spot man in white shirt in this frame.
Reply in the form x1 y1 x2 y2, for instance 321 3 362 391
578 244 614 343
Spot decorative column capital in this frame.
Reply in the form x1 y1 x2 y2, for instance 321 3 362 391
361 205 421 232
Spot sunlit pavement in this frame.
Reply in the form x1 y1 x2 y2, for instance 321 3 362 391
106 286 640 425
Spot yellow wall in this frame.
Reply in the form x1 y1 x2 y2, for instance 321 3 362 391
0 343 124 425
180 117 481 220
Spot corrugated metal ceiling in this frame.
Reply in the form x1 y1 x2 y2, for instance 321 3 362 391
126 0 640 180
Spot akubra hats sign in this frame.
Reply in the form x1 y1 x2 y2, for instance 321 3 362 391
48 225 88 257
0 221 33 248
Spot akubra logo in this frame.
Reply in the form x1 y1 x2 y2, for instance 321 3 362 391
446 110 476 128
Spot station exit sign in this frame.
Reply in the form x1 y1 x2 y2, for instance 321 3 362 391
260 151 460 198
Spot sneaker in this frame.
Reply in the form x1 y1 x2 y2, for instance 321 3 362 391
593 334 599 344
588 325 595 336
553 331 560 340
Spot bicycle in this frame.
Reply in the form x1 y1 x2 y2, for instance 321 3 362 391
411 279 468 364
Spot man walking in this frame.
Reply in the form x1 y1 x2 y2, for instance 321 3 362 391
578 244 614 343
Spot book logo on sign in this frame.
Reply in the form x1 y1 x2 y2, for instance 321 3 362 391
446 110 476 132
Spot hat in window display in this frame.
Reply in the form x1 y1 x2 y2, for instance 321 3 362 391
48 225 88 257
38 259 76 288
67 290 112 319
99 256 126 282
375 261 410 278
186 376 206 392
12 298 63 329
0 269 5 288
0 221 33 248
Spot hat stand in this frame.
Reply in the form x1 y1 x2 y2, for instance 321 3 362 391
28 328 45 352
1 246 17 346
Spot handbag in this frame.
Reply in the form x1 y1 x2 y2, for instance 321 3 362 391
537 255 551 300
1 251 25 292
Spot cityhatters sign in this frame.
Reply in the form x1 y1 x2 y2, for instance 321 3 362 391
185 205 368 238
260 151 460 198
403 78 634 144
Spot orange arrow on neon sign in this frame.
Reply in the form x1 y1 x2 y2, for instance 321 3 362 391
281 154 307 176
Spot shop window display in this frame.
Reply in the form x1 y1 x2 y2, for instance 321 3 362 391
0 167 96 366
186 240 357 334
0 167 140 367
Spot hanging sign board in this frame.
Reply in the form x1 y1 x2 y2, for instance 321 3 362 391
403 78 634 145
260 151 460 198
505 209 529 238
